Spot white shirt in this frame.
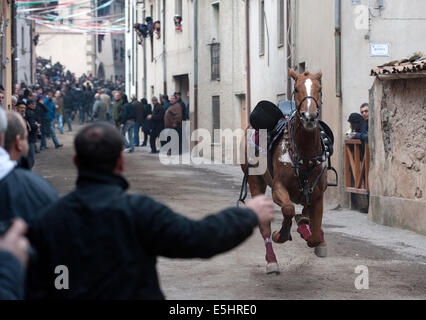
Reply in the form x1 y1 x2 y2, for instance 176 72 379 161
0 147 17 180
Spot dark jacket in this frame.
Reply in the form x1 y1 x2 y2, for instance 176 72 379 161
0 251 25 300
0 167 59 224
121 102 137 124
26 171 258 300
151 103 165 135
142 103 152 132
26 108 38 144
134 101 144 123
162 100 171 112
36 101 50 136
177 99 188 121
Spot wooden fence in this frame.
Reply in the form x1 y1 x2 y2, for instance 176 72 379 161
345 139 370 194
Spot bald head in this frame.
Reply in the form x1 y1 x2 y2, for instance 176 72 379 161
4 111 29 160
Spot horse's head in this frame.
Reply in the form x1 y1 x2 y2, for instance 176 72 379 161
289 69 322 131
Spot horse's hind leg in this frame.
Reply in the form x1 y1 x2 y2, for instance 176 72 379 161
271 181 295 244
247 175 279 274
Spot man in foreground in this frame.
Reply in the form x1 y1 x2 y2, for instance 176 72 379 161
0 110 58 223
27 122 275 299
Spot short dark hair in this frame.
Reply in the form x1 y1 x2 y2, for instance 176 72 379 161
360 103 369 109
4 112 25 152
16 100 26 107
74 123 124 173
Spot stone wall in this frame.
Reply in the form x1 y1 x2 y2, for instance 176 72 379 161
369 77 426 235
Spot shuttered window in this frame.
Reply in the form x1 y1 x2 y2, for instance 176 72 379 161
211 43 221 80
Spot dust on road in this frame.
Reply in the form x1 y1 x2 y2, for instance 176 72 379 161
33 125 426 300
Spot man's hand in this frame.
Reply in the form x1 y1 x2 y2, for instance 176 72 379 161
0 219 29 266
120 124 124 128
245 195 275 225
147 115 152 120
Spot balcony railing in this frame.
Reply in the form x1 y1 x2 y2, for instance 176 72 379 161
345 139 370 194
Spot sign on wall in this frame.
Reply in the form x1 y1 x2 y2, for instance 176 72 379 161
370 43 390 57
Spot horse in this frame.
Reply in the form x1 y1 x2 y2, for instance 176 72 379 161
241 69 329 274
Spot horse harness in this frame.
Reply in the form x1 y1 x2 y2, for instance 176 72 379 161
237 90 337 207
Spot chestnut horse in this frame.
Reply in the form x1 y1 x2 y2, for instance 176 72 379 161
241 69 328 274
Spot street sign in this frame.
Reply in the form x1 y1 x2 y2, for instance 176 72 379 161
370 43 390 57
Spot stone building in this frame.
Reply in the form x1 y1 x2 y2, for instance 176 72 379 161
369 58 426 234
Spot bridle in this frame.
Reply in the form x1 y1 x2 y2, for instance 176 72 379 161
292 82 323 122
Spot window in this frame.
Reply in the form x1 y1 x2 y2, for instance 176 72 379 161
278 0 285 47
98 35 103 53
259 0 265 56
212 96 221 140
98 0 111 17
212 2 220 41
211 43 220 81
175 0 182 16
120 40 124 62
21 27 25 54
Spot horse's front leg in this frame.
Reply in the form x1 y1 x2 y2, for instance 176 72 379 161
306 196 327 257
246 175 279 274
271 181 295 244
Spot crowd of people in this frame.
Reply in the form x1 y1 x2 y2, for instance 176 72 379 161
0 106 275 299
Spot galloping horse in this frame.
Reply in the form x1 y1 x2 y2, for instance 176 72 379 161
241 69 329 274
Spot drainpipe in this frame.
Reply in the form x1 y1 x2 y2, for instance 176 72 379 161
162 0 167 95
286 0 292 99
193 0 198 130
335 0 342 97
142 1 147 98
245 0 251 120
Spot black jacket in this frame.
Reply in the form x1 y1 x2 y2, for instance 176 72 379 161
0 251 25 300
121 102 137 124
151 103 165 135
35 101 50 136
26 171 258 300
26 108 38 144
142 103 152 132
0 168 59 224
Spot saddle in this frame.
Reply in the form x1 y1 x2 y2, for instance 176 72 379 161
249 100 336 182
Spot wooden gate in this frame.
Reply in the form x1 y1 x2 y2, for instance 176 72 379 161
345 139 370 194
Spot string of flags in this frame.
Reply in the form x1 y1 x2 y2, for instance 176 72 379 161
15 0 125 34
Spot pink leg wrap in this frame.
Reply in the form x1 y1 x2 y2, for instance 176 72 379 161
297 224 312 241
263 235 277 263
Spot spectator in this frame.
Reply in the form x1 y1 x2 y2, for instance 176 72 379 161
100 89 112 122
26 123 275 299
147 96 164 153
347 113 368 142
36 94 50 151
112 91 124 128
175 92 188 120
120 98 136 153
360 103 369 121
25 100 39 169
43 91 63 149
133 98 144 147
165 95 183 154
161 94 170 112
0 219 29 300
53 90 64 134
92 93 107 122
62 88 73 132
0 110 58 223
141 98 152 147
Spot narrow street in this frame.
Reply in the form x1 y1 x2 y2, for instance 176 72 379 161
33 126 426 300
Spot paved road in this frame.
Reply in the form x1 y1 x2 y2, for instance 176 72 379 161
33 125 426 300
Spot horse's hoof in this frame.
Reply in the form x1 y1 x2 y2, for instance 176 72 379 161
297 224 312 241
272 230 292 244
266 262 280 275
314 244 327 258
